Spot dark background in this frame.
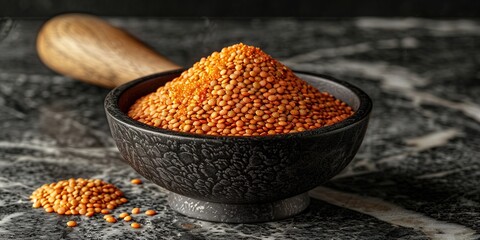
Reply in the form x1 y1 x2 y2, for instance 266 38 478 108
1 0 480 18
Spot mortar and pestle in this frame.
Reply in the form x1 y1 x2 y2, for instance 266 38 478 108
37 14 372 223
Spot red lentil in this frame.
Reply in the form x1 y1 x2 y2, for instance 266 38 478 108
105 216 117 223
145 210 156 216
30 178 127 217
131 222 141 229
130 179 142 185
128 43 353 136
66 221 77 227
119 212 129 219
131 208 141 214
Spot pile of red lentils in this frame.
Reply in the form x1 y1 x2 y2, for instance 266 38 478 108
30 178 155 229
128 43 353 136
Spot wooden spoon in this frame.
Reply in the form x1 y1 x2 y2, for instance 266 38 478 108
37 13 182 88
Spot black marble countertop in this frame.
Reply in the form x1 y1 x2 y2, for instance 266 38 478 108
0 17 479 240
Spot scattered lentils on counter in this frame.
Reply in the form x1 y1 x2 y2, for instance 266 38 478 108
30 178 127 216
30 178 153 229
128 43 354 136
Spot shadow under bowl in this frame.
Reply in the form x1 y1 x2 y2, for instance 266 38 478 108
104 70 372 223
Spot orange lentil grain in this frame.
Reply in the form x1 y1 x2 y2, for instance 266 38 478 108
130 179 142 185
131 208 140 214
105 217 117 223
124 216 132 222
57 207 66 215
145 210 156 216
66 221 77 227
131 222 141 229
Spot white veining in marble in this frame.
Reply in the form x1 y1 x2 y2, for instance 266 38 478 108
404 90 480 123
415 167 472 179
310 187 478 240
284 37 419 63
200 221 277 240
0 141 118 157
284 60 429 89
355 18 480 36
405 128 463 151
39 108 115 145
0 177 33 190
337 128 463 178
333 157 379 180
377 128 464 166
0 212 25 234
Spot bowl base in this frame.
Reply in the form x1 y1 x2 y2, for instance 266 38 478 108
167 192 310 223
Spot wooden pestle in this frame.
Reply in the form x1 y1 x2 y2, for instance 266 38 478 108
37 13 181 88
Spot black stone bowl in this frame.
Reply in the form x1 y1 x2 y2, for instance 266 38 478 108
104 69 372 223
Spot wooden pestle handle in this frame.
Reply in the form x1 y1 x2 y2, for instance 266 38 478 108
37 13 182 88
